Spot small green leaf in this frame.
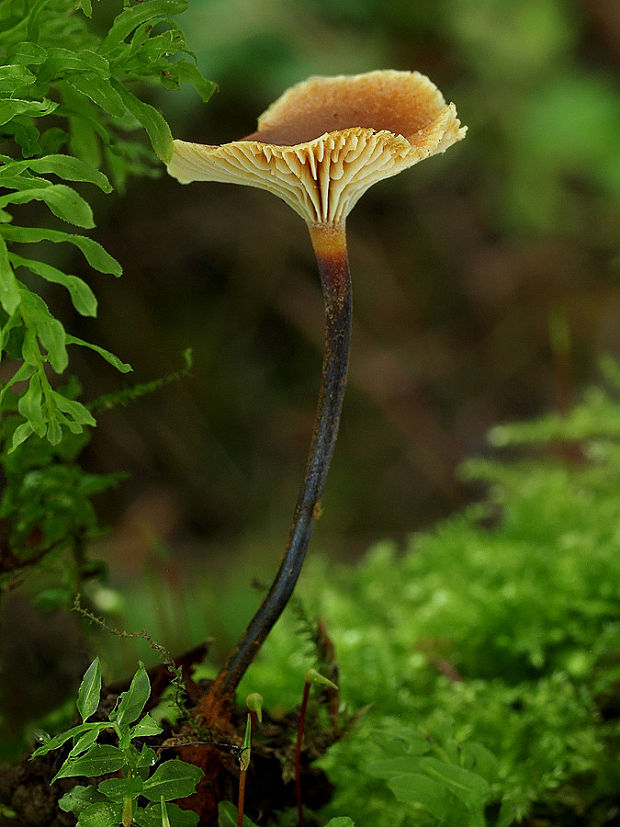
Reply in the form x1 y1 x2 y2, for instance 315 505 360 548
111 81 173 163
17 373 46 437
137 746 158 768
110 661 151 727
51 390 96 428
26 154 112 193
324 820 355 827
41 48 111 79
98 774 144 801
127 25 185 66
160 60 216 103
387 772 450 817
77 658 102 723
2 121 43 156
65 73 126 119
69 729 102 758
130 714 163 739
33 729 51 746
7 41 48 67
73 799 123 827
0 65 37 93
142 759 202 802
31 722 109 758
135 745 158 781
47 416 62 445
21 326 40 366
100 0 189 57
11 421 34 452
0 98 58 126
66 335 132 373
39 126 69 155
58 785 106 817
52 744 126 782
419 756 490 804
0 184 94 228
11 254 97 316
461 742 499 782
77 0 93 18
0 313 21 356
0 226 122 276
0 172 53 191
19 289 68 372
0 234 21 313
0 306 21 349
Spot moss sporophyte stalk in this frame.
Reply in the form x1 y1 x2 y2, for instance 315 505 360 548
296 670 339 826
166 70 466 721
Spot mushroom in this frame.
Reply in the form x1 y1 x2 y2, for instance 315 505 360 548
167 69 466 720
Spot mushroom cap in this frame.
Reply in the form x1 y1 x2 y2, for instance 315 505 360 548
167 70 466 225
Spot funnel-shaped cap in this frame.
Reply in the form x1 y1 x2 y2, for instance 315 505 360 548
167 70 466 225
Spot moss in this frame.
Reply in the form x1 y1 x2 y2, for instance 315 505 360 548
243 360 620 824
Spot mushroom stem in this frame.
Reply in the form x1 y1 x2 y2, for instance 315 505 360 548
200 222 352 717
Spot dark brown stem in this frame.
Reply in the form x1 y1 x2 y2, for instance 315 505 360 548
200 222 352 719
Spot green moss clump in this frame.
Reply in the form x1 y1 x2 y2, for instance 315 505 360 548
243 359 620 825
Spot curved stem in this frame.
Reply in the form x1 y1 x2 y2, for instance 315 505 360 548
201 222 352 717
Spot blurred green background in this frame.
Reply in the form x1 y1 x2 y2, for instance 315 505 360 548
3 0 619 736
